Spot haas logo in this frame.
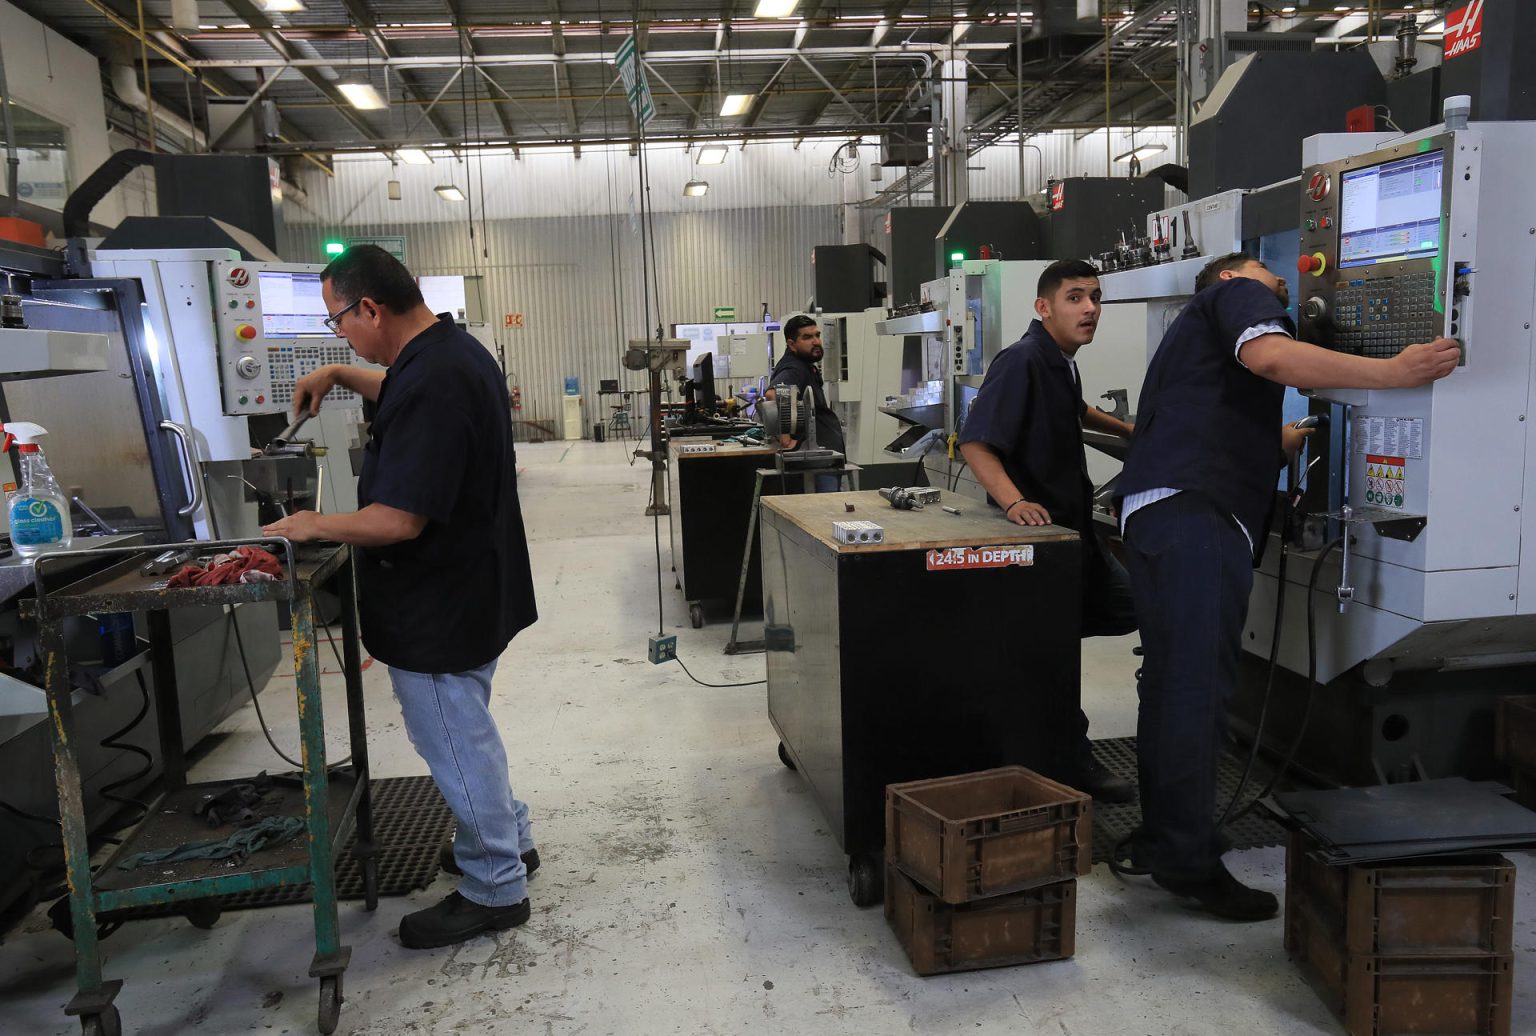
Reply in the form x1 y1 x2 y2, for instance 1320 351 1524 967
227 267 250 287
1444 0 1484 60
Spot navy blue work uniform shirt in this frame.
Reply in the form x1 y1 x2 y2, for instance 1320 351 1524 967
1117 278 1292 560
958 320 1095 544
357 315 538 673
769 350 845 455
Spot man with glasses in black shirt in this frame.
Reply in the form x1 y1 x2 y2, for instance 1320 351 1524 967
263 245 539 949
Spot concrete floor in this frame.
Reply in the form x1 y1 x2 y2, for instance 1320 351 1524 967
3 440 1534 1036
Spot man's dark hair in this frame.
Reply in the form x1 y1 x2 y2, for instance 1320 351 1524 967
1195 252 1255 295
321 244 424 314
1037 259 1100 300
783 315 817 342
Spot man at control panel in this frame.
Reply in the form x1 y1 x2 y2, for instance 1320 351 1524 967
1116 252 1459 922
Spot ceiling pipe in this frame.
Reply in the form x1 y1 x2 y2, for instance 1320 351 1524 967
109 61 207 149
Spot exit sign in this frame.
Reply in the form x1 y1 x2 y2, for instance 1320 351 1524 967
713 306 736 320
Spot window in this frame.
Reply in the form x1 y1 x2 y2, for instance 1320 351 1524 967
0 101 71 212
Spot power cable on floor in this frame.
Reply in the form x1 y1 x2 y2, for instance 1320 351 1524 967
670 656 764 688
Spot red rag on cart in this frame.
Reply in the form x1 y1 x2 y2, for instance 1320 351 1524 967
166 546 284 588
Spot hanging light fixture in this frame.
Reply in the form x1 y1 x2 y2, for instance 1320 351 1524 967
683 179 710 197
696 144 729 165
435 184 466 202
396 148 432 165
338 82 386 110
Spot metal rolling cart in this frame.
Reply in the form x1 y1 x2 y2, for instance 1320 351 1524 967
23 539 375 1036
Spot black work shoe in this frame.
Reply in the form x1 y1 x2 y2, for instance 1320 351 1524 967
1078 757 1137 804
439 841 541 879
1152 863 1279 922
398 891 530 949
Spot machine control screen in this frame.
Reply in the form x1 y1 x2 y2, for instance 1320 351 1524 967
257 271 330 337
1339 151 1444 269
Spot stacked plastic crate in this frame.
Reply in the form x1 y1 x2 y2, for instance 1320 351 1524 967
1285 830 1516 1036
883 766 1092 976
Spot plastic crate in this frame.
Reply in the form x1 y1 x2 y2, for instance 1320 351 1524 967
885 766 1091 904
883 864 1075 976
1285 832 1515 957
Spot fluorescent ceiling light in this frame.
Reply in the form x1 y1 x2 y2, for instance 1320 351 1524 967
683 179 710 197
720 93 754 117
338 82 387 110
754 0 799 16
263 0 306 11
396 148 432 165
434 184 466 202
1113 143 1167 163
696 145 728 165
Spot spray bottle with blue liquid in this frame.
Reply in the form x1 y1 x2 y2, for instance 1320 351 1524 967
4 422 72 556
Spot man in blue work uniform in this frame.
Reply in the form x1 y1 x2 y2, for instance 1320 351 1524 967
958 259 1139 802
1117 252 1459 921
263 245 540 949
767 314 845 492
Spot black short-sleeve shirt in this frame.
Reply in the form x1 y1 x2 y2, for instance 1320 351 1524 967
357 315 537 673
769 351 845 455
958 319 1094 538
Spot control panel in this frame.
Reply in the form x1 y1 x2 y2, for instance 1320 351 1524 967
212 260 363 416
1297 135 1453 359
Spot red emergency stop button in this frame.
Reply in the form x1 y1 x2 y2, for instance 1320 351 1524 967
1297 253 1328 276
236 324 257 340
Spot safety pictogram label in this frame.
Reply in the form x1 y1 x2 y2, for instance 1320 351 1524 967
1365 454 1407 509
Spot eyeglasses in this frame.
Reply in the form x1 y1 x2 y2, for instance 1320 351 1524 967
324 298 362 334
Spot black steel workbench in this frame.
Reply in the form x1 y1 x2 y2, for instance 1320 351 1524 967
668 442 783 628
760 490 1082 906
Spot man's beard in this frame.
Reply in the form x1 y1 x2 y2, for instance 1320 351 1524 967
1273 283 1290 309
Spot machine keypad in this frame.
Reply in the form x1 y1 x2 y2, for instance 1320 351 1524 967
266 344 361 407
1330 271 1441 358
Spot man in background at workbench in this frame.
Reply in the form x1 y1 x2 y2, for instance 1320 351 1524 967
262 245 540 949
957 259 1138 804
1116 252 1458 921
766 314 846 492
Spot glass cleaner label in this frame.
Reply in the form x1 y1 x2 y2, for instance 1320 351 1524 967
11 498 63 544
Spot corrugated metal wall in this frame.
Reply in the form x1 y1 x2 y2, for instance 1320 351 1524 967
276 126 1176 439
282 206 837 440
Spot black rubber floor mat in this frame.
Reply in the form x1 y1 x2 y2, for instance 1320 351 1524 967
1090 736 1289 865
104 775 452 920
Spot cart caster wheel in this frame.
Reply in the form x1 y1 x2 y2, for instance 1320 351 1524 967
777 742 797 771
688 603 704 629
184 899 221 929
318 975 343 1035
80 1006 121 1036
847 854 883 908
362 858 380 912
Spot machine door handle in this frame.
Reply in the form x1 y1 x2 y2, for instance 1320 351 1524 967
159 420 203 518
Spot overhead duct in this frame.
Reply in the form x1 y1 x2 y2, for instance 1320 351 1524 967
109 62 206 150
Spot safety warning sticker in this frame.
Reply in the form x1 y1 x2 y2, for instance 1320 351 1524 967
1365 454 1407 509
1353 416 1423 460
926 545 1035 571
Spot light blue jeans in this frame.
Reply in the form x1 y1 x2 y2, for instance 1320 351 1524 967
388 660 533 907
